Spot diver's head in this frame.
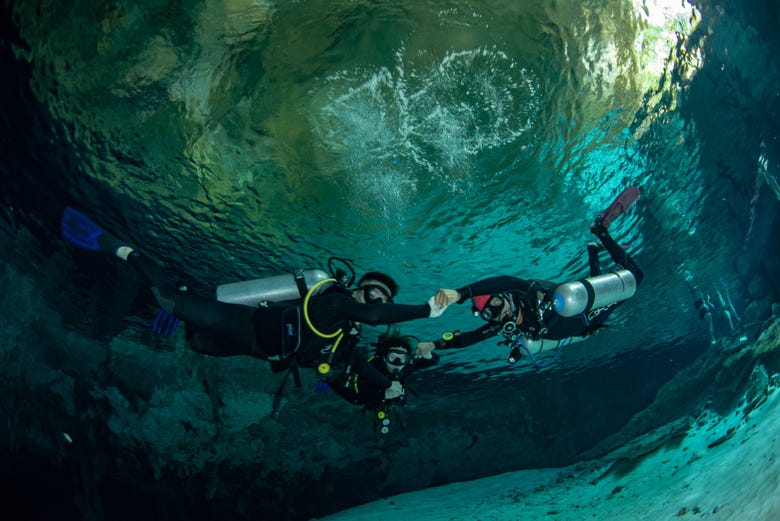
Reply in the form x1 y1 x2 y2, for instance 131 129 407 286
472 293 515 324
355 272 397 304
375 330 413 373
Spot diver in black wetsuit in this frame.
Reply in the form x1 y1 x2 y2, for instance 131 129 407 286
417 220 644 357
329 330 439 408
60 208 448 373
129 252 448 372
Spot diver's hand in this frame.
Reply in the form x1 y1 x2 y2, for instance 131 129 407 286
385 381 404 400
416 341 436 359
427 296 448 318
435 289 460 307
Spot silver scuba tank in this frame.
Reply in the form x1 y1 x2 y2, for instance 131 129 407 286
552 269 636 318
216 269 332 307
517 334 588 358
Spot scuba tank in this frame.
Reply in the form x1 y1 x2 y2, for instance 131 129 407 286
552 269 636 318
501 322 587 368
216 269 331 307
508 335 588 364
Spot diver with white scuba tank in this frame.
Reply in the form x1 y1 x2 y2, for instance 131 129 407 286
59 208 449 382
417 187 644 367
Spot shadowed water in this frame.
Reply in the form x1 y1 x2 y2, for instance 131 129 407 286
1 0 779 519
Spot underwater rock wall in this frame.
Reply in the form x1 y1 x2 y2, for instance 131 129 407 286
1 1 779 520
2 258 778 520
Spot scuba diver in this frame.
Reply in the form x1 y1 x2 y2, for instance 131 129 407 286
416 187 644 366
60 208 448 376
329 329 439 407
683 271 740 346
329 330 439 434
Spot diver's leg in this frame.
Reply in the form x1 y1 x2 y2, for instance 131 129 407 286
590 222 644 286
695 297 717 345
721 282 741 324
126 252 258 351
60 208 260 355
587 243 602 276
714 285 735 331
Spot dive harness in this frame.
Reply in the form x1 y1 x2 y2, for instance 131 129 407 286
303 277 346 377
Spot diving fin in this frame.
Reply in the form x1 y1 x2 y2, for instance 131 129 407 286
152 308 180 335
61 206 123 254
595 186 640 229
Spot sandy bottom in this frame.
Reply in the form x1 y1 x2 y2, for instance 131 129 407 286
319 385 780 520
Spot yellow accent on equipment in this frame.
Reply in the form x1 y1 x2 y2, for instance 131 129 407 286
303 278 344 375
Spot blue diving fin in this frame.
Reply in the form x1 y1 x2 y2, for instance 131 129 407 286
61 206 124 254
313 381 331 394
61 207 106 250
152 308 180 335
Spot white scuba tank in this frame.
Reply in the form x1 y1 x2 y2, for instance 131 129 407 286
216 269 331 307
517 334 587 357
502 322 589 365
552 269 636 318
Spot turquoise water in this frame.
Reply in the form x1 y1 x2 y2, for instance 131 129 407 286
10 0 721 359
2 0 779 519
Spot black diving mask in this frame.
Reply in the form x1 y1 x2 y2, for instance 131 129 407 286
360 284 394 304
480 295 507 322
384 349 409 367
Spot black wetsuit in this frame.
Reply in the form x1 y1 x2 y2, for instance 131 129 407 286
329 352 439 408
126 253 431 367
435 224 644 351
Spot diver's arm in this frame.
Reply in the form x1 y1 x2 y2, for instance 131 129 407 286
351 355 392 390
408 352 440 371
328 378 360 405
352 357 395 404
340 299 432 326
328 356 391 406
431 323 502 351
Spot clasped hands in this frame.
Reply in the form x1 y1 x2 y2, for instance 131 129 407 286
419 288 461 357
426 288 460 317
